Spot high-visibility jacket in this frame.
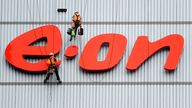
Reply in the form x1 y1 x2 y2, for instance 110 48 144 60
47 57 56 66
73 15 81 21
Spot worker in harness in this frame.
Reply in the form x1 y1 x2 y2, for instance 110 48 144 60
67 11 83 41
44 53 62 84
69 23 77 41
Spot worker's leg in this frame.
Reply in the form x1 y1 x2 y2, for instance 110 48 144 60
54 67 61 81
74 27 78 35
70 36 73 41
44 71 51 83
74 21 80 35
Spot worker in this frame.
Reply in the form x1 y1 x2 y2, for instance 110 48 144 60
72 11 82 35
44 53 62 84
69 23 77 41
67 11 83 41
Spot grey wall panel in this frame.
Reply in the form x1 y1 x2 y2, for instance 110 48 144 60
0 24 191 82
0 85 191 108
1 0 192 108
1 0 192 22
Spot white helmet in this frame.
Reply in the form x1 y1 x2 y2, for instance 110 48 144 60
75 11 79 15
49 53 54 56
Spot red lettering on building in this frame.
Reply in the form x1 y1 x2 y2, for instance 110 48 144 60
126 34 184 71
4 25 62 72
79 34 127 71
4 25 184 73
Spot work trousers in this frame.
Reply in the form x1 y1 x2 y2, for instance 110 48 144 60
45 67 60 81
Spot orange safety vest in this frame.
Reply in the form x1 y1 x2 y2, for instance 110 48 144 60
73 15 81 21
47 57 56 65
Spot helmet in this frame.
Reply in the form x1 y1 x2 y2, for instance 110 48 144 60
49 53 54 56
74 11 79 15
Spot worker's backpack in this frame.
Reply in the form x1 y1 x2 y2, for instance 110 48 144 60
78 27 83 35
67 28 72 35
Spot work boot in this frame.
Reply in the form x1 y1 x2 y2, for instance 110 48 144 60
57 80 62 84
44 79 48 84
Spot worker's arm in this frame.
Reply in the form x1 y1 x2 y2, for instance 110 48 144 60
46 59 51 65
54 58 57 62
54 58 61 67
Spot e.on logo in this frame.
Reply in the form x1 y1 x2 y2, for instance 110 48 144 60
4 25 184 73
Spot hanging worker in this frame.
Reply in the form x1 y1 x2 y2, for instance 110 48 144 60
69 22 77 41
67 11 83 41
44 53 62 84
72 11 82 35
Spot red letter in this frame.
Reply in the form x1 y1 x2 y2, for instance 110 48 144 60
127 34 184 71
5 25 62 72
79 33 127 72
64 45 78 58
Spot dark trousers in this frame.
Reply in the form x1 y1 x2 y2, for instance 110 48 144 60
73 20 81 35
69 35 76 41
74 26 78 35
45 67 61 81
69 21 80 41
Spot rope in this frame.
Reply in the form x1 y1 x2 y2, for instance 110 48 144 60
37 0 56 102
79 0 91 81
106 0 120 107
26 0 54 105
36 0 49 56
26 0 47 64
77 1 89 108
107 0 120 79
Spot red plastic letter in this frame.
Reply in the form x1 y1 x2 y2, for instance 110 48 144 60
5 25 62 72
65 45 78 58
127 34 184 71
79 33 127 72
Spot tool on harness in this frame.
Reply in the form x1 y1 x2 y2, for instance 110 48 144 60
78 27 83 35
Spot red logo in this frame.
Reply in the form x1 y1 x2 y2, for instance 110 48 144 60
5 25 184 73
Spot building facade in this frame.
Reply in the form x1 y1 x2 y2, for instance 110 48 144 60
0 0 192 108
